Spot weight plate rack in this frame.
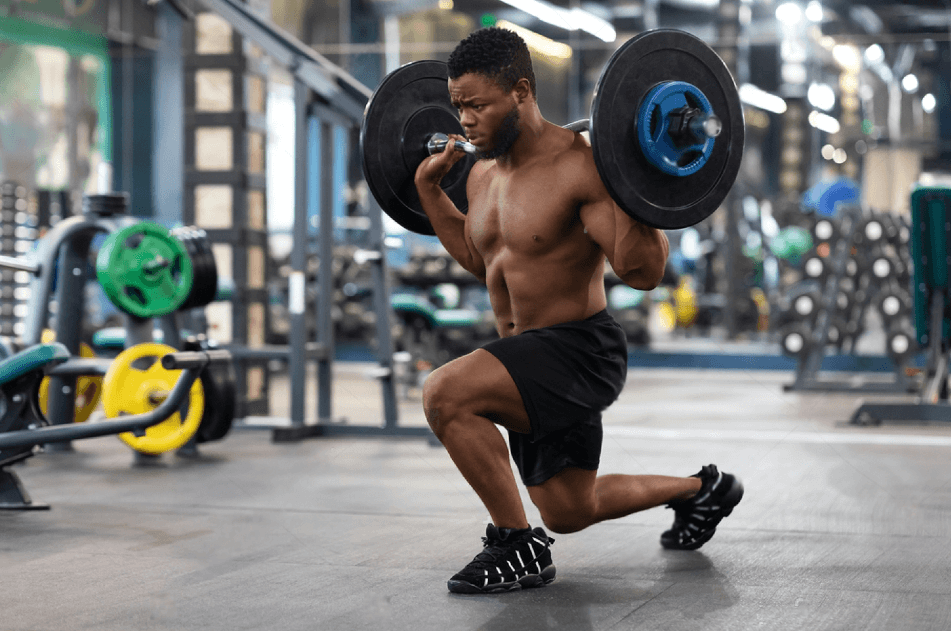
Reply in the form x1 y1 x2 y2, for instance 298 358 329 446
0 183 36 339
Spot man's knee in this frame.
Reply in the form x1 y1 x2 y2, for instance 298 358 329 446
536 498 597 534
422 366 461 438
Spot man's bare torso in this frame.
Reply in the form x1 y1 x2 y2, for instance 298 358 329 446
465 127 608 337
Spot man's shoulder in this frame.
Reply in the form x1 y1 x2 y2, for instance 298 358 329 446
549 128 599 181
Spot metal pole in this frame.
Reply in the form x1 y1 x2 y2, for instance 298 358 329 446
317 120 335 423
717 0 742 339
568 0 582 124
338 0 350 72
288 78 309 426
67 57 80 205
367 213 398 428
44 233 92 451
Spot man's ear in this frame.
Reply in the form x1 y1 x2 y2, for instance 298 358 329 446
512 78 532 103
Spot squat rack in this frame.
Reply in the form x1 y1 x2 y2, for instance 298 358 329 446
197 0 429 439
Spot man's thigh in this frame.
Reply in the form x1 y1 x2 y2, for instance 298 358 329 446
425 348 531 435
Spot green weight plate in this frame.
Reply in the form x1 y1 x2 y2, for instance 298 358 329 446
96 222 194 318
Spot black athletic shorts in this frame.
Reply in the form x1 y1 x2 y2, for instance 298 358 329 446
482 309 628 486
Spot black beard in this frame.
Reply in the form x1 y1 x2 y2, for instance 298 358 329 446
476 106 521 160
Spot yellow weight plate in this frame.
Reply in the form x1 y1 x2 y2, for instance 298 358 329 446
38 330 103 423
102 343 205 455
674 278 698 328
657 301 676 332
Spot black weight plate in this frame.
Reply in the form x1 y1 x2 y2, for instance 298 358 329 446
361 61 474 235
191 229 219 308
195 363 236 443
182 336 235 443
591 30 744 230
171 227 218 310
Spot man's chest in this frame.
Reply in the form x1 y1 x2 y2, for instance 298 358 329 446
466 173 578 255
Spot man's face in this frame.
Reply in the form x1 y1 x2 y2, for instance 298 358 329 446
448 73 522 160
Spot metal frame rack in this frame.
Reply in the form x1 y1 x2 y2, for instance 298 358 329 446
196 0 429 439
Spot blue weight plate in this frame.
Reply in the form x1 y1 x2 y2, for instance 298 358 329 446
637 81 716 176
591 29 745 230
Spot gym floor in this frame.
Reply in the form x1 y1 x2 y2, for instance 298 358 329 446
4 364 951 631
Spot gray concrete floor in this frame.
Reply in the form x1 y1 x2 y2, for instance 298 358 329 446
3 365 951 630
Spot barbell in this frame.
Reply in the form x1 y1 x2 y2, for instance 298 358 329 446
102 343 206 455
360 29 745 234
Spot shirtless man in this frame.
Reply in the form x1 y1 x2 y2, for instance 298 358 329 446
414 27 744 594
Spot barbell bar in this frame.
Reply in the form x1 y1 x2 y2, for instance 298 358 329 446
426 133 477 156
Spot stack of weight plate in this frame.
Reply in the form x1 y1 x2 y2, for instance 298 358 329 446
171 227 219 311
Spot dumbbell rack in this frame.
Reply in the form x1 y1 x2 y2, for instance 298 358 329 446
850 187 951 425
784 205 914 393
0 183 34 341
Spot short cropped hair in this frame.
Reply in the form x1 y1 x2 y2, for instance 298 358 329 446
447 27 537 97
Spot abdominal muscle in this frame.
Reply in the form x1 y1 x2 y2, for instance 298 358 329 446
485 247 608 337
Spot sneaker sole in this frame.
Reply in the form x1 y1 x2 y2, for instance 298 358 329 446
661 476 745 551
447 565 556 594
721 477 744 517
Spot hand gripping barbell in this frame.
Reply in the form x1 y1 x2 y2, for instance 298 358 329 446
360 29 744 234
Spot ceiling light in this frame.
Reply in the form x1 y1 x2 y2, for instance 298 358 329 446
901 74 919 94
739 84 787 114
807 83 836 112
776 2 803 24
922 93 936 114
832 44 861 72
496 20 572 60
808 110 840 134
864 44 884 65
567 7 616 43
498 0 616 42
805 1 823 22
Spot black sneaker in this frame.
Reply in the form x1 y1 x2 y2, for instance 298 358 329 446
447 524 556 594
660 464 744 551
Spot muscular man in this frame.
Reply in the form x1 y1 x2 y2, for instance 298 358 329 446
414 28 743 594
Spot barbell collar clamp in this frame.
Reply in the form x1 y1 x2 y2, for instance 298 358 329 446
426 133 477 156
691 113 722 140
668 109 722 147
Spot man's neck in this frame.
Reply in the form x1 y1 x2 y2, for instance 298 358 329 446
496 108 548 170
